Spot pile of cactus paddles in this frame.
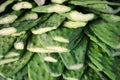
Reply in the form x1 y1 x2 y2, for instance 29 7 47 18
0 0 120 80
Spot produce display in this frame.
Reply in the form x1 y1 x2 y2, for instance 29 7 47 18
0 0 120 80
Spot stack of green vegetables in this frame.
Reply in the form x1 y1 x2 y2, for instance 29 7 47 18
0 0 120 80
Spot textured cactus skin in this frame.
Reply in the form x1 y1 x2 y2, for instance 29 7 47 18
84 28 112 56
89 20 120 49
60 36 88 70
0 51 33 77
0 35 16 55
40 53 64 77
62 67 85 80
27 33 69 53
49 27 74 43
11 66 28 80
32 4 71 13
88 42 120 80
28 54 55 80
0 0 120 80
31 13 65 34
